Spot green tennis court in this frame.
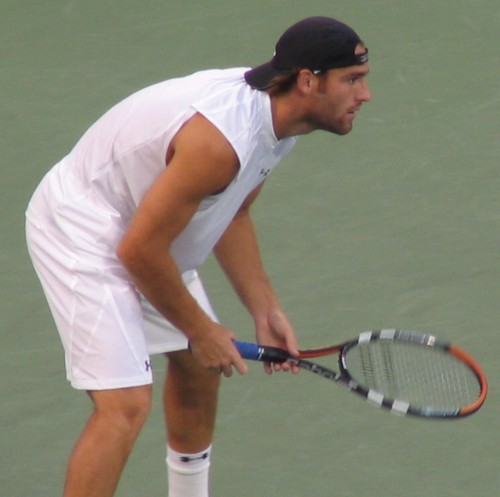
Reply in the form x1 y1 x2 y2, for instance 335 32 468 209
1 1 499 495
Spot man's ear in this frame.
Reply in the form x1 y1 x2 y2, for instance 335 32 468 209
295 69 318 95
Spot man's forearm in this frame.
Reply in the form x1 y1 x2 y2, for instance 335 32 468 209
117 239 214 341
213 209 280 318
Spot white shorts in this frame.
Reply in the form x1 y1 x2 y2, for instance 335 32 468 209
25 219 218 391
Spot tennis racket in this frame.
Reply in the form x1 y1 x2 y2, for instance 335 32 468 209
234 329 488 419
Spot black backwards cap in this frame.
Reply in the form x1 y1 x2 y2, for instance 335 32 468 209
244 16 368 90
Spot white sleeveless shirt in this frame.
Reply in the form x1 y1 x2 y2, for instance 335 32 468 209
27 68 297 274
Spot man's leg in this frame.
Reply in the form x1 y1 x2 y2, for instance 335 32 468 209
62 385 153 497
164 350 221 497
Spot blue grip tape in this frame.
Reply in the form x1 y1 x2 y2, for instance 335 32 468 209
234 341 262 360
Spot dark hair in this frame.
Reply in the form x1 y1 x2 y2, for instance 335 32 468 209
265 68 329 95
266 72 299 95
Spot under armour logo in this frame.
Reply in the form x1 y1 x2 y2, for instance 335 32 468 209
260 168 271 177
145 360 153 372
180 452 210 463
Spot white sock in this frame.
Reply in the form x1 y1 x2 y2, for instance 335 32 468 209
166 445 211 497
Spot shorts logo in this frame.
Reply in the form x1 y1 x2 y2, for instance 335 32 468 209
145 360 153 372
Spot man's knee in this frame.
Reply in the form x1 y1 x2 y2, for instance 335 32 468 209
166 350 220 395
89 385 153 434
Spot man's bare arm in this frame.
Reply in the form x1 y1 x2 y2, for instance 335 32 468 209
116 114 247 375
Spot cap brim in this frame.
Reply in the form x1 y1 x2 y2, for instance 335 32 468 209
244 61 282 90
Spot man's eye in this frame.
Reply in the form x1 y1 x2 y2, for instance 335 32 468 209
349 75 363 84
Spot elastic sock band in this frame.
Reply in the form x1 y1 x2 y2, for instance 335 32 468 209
167 445 212 475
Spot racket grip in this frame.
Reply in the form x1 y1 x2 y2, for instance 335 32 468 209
234 341 289 363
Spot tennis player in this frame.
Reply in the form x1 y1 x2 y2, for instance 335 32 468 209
26 16 370 497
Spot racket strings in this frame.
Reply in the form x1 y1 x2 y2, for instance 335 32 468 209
346 342 481 409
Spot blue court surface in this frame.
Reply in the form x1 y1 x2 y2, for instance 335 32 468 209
1 1 499 496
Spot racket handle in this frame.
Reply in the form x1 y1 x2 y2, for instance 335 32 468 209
234 341 289 363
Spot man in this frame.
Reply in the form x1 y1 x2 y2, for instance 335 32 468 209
26 16 371 497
